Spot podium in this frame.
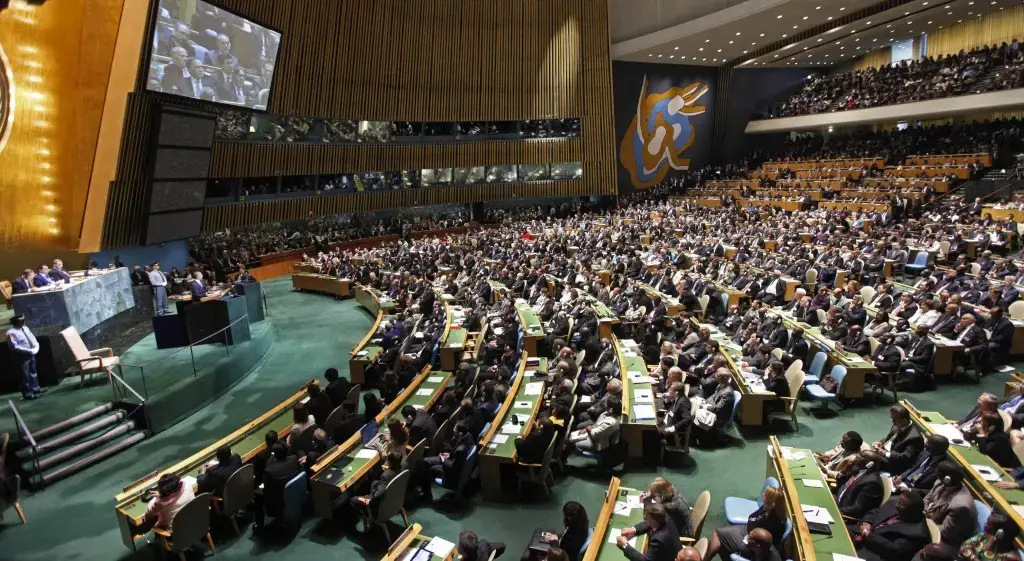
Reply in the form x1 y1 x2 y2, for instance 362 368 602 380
232 281 265 323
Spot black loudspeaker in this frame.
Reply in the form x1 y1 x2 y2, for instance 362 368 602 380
142 105 216 245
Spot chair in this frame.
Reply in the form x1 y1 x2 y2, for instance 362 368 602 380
153 493 214 561
970 262 982 276
1013 438 1024 466
770 348 784 361
574 350 586 371
322 405 346 436
880 474 892 505
805 351 827 385
815 309 827 326
366 469 411 543
770 367 805 431
694 537 708 559
435 445 479 500
212 464 255 536
345 385 362 413
0 474 26 524
1000 410 1013 432
551 415 575 474
805 365 847 414
872 347 904 404
728 391 742 432
1009 300 1024 321
805 269 817 294
60 326 121 386
926 519 941 543
404 438 427 473
280 471 307 530
724 477 779 525
720 293 730 313
859 286 876 304
974 499 992 533
905 251 930 276
290 424 317 456
698 295 710 319
681 490 711 544
516 435 557 499
581 527 595 553
431 416 455 454
0 280 12 310
868 336 879 355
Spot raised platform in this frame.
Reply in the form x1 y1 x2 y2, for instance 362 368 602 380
0 316 276 437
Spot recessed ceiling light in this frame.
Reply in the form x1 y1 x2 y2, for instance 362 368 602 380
705 39 711 43
674 46 679 50
648 54 652 57
743 50 748 54
827 16 833 20
803 16 808 20
736 32 741 36
699 47 704 51
713 58 717 61
717 49 722 52
873 38 877 41
905 11 911 15
793 25 798 28
908 20 912 23
928 21 932 24
782 33 788 37
817 38 823 42
702 58 706 61
866 21 872 25
681 56 686 59
669 55 674 58
658 54 662 57
839 6 845 10
886 24 891 27
752 42 757 45
729 40 734 44
777 14 782 18
856 38 860 41
760 33 765 37
815 5 821 9
774 55 779 58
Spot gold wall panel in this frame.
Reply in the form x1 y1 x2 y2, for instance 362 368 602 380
0 0 123 257
926 5 1024 58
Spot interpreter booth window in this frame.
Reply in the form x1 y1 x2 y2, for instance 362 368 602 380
422 168 453 186
384 172 404 190
392 121 421 140
240 177 277 199
489 121 519 139
402 170 422 189
520 120 550 139
320 173 355 193
518 164 550 181
251 114 313 142
323 119 357 142
214 110 252 140
486 165 517 183
424 122 456 139
453 167 486 185
551 118 580 138
551 162 583 180
456 122 486 139
358 121 391 143
355 172 385 191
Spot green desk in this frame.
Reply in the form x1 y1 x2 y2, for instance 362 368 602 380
769 309 874 399
702 322 777 427
904 401 1024 532
440 300 469 371
638 283 682 317
382 524 455 561
617 338 658 459
584 478 649 561
113 381 315 551
478 355 548 499
516 302 545 356
767 437 857 561
310 369 451 519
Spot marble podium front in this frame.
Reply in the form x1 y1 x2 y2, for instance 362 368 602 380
13 268 136 334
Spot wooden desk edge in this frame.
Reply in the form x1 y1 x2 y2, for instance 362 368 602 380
583 477 623 561
480 351 529 449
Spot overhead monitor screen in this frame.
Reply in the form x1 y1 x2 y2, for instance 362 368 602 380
146 0 281 110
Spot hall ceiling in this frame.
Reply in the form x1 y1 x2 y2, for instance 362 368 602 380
611 0 1016 67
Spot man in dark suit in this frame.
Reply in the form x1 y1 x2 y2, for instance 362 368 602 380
835 450 885 519
616 503 681 561
11 269 33 294
987 308 1014 367
160 46 190 94
874 404 924 474
179 58 209 99
402 405 438 446
871 335 902 373
48 259 72 282
324 367 353 407
331 402 364 443
197 446 242 497
998 277 1020 309
781 327 809 367
254 442 301 529
457 529 507 561
901 326 935 389
848 492 930 561
189 271 208 300
838 325 870 357
203 34 239 69
951 314 988 372
659 382 692 438
420 421 475 501
893 435 949 492
350 451 403 516
32 265 54 288
305 383 333 427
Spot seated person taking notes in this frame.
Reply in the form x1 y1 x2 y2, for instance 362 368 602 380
616 503 680 561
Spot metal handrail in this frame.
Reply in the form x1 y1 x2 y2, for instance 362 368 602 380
108 367 147 404
7 400 37 448
120 312 251 369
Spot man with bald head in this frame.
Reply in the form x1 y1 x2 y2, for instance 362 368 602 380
160 46 190 93
674 546 701 561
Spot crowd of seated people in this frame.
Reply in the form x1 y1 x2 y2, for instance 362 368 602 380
777 42 1024 117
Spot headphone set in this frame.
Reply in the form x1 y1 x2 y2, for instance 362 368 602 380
942 475 953 485
864 460 875 470
996 528 1005 540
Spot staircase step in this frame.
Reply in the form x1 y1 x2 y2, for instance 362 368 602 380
31 402 115 441
17 411 127 459
22 421 137 473
33 431 147 488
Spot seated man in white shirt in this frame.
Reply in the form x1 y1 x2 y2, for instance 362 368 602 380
141 473 195 533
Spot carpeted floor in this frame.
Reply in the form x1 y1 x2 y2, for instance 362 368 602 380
0 276 1015 561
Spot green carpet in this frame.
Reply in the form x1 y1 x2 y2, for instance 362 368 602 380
0 276 1016 561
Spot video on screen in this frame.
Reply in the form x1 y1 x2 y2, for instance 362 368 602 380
146 0 281 110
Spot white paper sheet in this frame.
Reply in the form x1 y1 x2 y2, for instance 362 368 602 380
525 382 544 395
929 423 968 445
972 464 1002 482
502 423 521 434
606 528 638 547
633 404 657 421
613 501 632 515
802 479 825 488
355 448 378 459
490 434 510 444
182 475 198 489
634 390 654 403
427 376 444 383
416 389 433 396
425 536 456 559
802 505 834 524
579 395 593 404
619 339 637 347
833 554 866 561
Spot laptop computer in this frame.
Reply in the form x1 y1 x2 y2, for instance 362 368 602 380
360 423 384 449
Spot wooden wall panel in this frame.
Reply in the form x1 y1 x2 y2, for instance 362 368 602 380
926 5 1024 58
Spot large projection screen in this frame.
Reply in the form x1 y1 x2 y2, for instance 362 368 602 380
145 0 281 111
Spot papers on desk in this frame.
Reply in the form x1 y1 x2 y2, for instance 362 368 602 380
427 376 444 383
633 389 654 403
929 423 968 446
802 505 834 524
633 404 657 421
502 423 522 434
355 448 378 459
623 351 638 358
579 395 593 404
182 475 198 489
300 396 311 404
833 554 866 561
355 350 368 358
371 338 383 344
525 382 544 396
416 389 433 396
614 501 636 515
570 429 587 441
525 370 538 377
628 372 653 384
1013 505 1024 519
972 464 1002 482
619 339 637 347
802 479 825 489
425 536 456 559
997 365 1017 373
607 528 638 547
487 434 510 449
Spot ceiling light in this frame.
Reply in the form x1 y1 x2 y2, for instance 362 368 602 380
816 5 821 8
674 46 679 50
729 40 734 44
783 33 788 37
743 50 748 54
886 24 891 27
928 21 932 24
803 16 808 20
713 58 718 61
839 6 845 10
658 54 662 57
793 25 798 28
705 39 710 43
702 58 706 61
818 38 823 42
736 32 741 36
774 55 779 58
827 16 833 20
717 49 722 52
648 54 653 57
699 47 704 51
669 55 674 58
760 33 765 36
777 14 782 18
866 21 872 25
